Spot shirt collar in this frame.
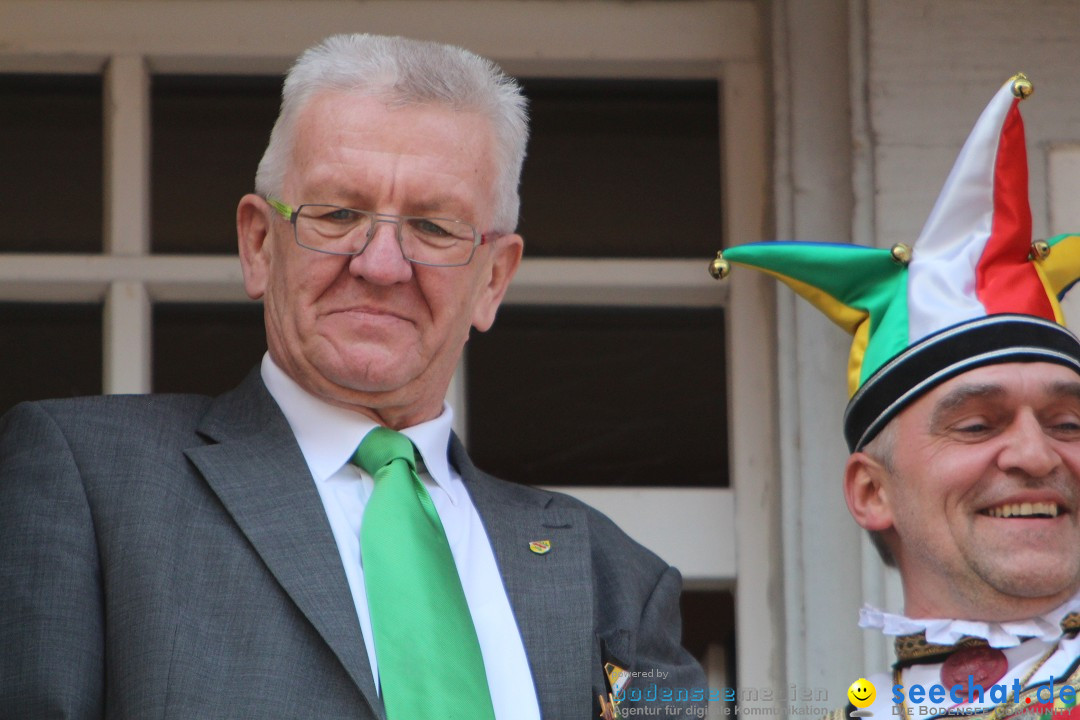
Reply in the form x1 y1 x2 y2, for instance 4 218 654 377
260 353 458 502
859 588 1080 648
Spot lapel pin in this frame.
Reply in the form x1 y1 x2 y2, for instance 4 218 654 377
529 540 552 555
599 662 630 719
605 662 631 696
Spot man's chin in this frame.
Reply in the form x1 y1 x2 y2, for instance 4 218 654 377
325 368 414 398
315 344 420 388
979 560 1080 605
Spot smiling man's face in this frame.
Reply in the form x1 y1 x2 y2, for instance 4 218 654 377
849 362 1080 620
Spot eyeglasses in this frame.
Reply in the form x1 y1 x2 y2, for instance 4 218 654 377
267 198 495 267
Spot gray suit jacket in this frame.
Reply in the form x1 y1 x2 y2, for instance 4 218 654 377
0 369 705 718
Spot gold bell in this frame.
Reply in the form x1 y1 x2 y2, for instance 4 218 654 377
1030 240 1051 261
890 243 913 266
1010 73 1033 100
708 251 730 280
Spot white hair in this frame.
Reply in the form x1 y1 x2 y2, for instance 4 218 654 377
255 33 529 233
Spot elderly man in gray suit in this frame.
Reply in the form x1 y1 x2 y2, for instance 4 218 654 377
0 34 705 719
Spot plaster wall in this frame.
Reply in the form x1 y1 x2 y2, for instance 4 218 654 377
868 0 1080 250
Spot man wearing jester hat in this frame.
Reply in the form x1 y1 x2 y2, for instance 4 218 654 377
713 74 1080 718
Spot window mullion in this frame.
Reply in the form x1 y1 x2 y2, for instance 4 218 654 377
104 280 151 394
721 61 782 701
507 258 725 307
103 54 151 394
104 54 150 256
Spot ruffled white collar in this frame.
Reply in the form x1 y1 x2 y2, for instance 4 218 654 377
859 590 1080 648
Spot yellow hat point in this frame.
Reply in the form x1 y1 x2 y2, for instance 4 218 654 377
847 678 876 708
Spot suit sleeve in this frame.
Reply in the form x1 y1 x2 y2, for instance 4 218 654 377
625 564 709 712
588 506 708 716
636 564 707 692
0 402 105 719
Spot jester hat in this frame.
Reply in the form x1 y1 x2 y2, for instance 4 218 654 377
711 74 1080 452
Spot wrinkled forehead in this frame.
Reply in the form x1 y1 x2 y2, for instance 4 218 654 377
285 90 498 212
291 90 493 157
864 361 1080 450
916 361 1080 417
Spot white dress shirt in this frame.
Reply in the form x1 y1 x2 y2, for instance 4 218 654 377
261 354 541 720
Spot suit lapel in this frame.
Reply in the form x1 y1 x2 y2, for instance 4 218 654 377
450 438 594 719
185 371 383 719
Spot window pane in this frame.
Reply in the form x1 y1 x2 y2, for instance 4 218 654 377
0 75 103 253
151 76 281 254
0 303 102 415
152 303 265 395
466 306 727 487
517 78 722 258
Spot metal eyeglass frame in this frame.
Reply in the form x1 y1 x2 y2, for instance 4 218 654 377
266 197 495 268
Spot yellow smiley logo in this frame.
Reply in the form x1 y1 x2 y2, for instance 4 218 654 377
847 678 876 708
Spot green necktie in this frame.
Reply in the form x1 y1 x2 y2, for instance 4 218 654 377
353 427 496 720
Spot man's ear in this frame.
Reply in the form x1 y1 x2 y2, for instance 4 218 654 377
844 451 895 532
471 233 524 332
237 193 274 300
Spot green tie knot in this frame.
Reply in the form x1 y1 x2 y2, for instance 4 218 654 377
351 426 416 475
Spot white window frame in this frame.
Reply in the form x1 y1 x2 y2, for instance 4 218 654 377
0 0 776 697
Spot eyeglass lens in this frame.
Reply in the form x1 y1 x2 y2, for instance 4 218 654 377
294 204 477 265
